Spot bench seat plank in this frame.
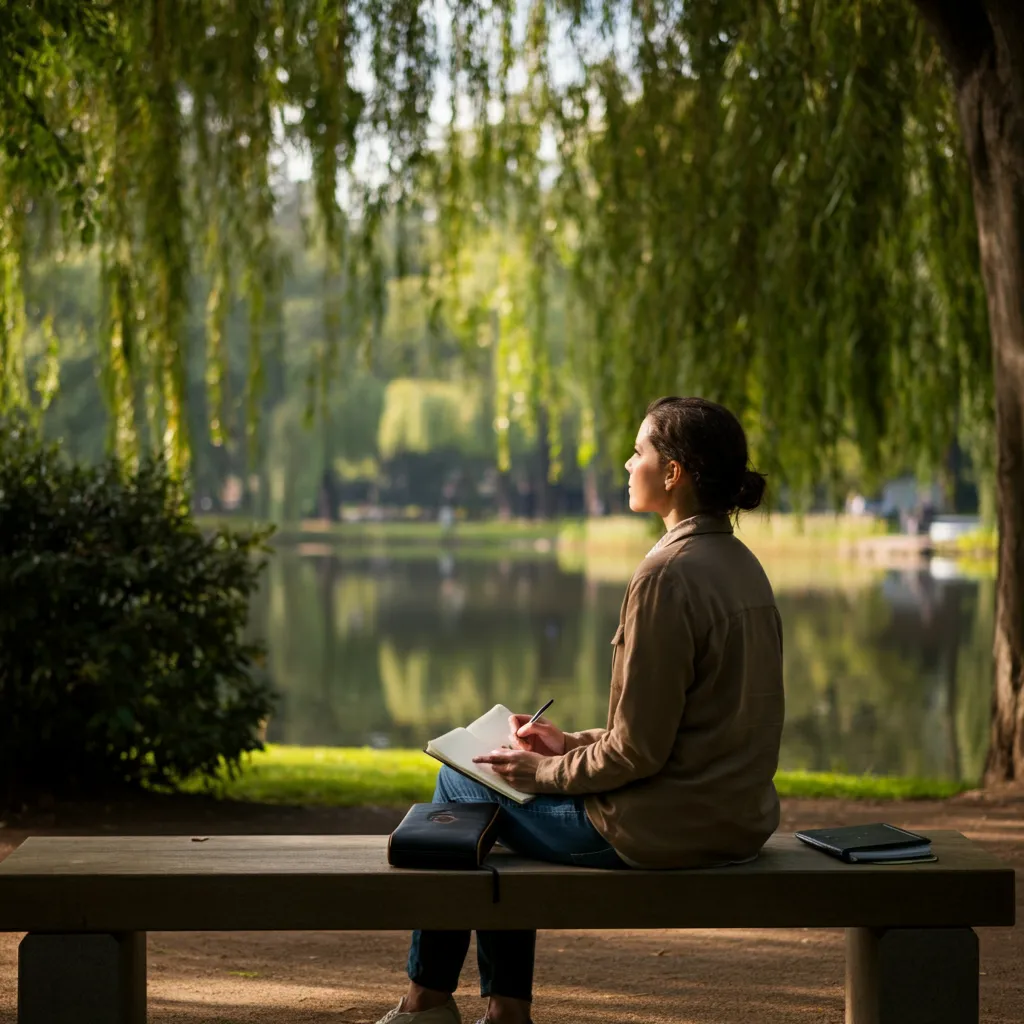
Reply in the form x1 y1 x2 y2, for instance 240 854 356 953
0 830 1013 933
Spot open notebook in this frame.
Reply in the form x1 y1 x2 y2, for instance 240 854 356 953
425 704 535 805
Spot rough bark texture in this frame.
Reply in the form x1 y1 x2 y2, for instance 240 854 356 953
917 0 1024 784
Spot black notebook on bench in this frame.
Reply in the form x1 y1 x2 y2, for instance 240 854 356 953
795 823 935 863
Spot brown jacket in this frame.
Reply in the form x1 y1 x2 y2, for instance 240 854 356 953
533 514 784 868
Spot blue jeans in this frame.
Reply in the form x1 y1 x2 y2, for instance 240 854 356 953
406 766 625 1001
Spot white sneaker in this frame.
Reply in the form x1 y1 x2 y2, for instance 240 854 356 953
375 996 461 1024
472 1019 534 1024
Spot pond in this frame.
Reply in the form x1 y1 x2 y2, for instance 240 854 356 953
247 542 994 781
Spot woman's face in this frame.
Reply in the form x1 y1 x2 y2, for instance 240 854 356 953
625 417 673 513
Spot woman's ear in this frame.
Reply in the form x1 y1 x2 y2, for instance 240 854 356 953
664 459 683 490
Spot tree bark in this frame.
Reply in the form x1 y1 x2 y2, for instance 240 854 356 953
917 0 1024 783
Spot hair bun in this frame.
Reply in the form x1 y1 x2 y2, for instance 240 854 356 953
734 469 767 512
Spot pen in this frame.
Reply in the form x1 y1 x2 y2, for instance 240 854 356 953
500 699 555 749
524 697 554 729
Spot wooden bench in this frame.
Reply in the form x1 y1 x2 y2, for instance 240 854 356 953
0 830 1013 1024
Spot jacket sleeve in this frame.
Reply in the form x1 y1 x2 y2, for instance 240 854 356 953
534 567 693 794
562 727 607 750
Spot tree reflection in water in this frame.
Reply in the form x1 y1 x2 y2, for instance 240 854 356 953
246 547 993 781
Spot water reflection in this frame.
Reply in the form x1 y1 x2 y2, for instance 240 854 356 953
247 547 993 780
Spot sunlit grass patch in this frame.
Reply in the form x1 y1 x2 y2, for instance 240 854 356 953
180 746 974 807
180 745 441 806
773 770 973 800
195 515 565 548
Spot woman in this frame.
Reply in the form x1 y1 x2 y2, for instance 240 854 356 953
376 396 785 1024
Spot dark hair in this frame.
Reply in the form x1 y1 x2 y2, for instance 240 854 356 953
644 396 766 515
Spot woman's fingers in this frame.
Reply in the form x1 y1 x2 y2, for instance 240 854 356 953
508 715 529 749
474 749 527 771
471 748 542 792
474 751 516 780
473 749 513 764
515 730 541 751
508 715 533 749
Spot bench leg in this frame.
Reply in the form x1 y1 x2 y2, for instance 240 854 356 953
18 931 146 1024
846 927 978 1024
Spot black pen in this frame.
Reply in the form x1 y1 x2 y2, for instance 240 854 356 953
502 699 555 749
524 698 554 728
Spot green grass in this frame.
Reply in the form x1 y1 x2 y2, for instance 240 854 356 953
197 512 997 567
773 771 973 800
180 746 975 807
932 527 998 566
196 515 565 548
180 746 442 807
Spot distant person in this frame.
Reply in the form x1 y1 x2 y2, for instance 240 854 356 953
374 397 785 1024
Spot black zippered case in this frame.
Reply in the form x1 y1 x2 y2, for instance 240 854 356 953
387 802 502 870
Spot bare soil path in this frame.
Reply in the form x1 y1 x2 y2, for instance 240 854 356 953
1 790 1020 1023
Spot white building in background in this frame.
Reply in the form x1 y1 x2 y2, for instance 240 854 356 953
847 473 982 539
877 475 945 520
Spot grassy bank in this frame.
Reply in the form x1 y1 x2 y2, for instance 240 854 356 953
198 515 563 548
197 512 892 553
199 512 997 565
180 745 974 807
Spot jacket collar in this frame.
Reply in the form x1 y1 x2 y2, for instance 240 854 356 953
646 514 733 557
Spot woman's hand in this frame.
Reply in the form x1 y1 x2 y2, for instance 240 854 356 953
507 713 566 756
472 748 548 791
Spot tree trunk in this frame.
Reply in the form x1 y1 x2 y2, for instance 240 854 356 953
976 164 1024 785
533 407 551 520
917 0 1024 783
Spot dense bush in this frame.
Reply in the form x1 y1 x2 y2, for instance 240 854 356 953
0 416 275 805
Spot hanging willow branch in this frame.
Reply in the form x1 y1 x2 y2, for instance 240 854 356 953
0 0 991 499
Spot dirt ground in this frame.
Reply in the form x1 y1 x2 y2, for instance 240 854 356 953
0 789 1021 1023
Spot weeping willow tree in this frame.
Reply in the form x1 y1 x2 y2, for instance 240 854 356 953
1 0 1022 784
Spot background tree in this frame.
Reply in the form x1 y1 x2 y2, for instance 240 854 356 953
0 0 1021 782
0 414 274 802
909 0 1023 784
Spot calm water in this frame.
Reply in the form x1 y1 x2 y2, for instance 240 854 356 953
247 544 995 781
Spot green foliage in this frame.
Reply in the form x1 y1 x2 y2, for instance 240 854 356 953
553 4 989 497
21 223 594 520
266 373 386 521
178 745 973 807
0 415 276 803
378 378 487 459
0 0 992 508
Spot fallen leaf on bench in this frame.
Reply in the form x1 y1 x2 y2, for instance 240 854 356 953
227 970 259 978
191 836 210 842
655 949 667 956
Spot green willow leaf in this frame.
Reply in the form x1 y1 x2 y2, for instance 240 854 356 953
0 0 992 507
